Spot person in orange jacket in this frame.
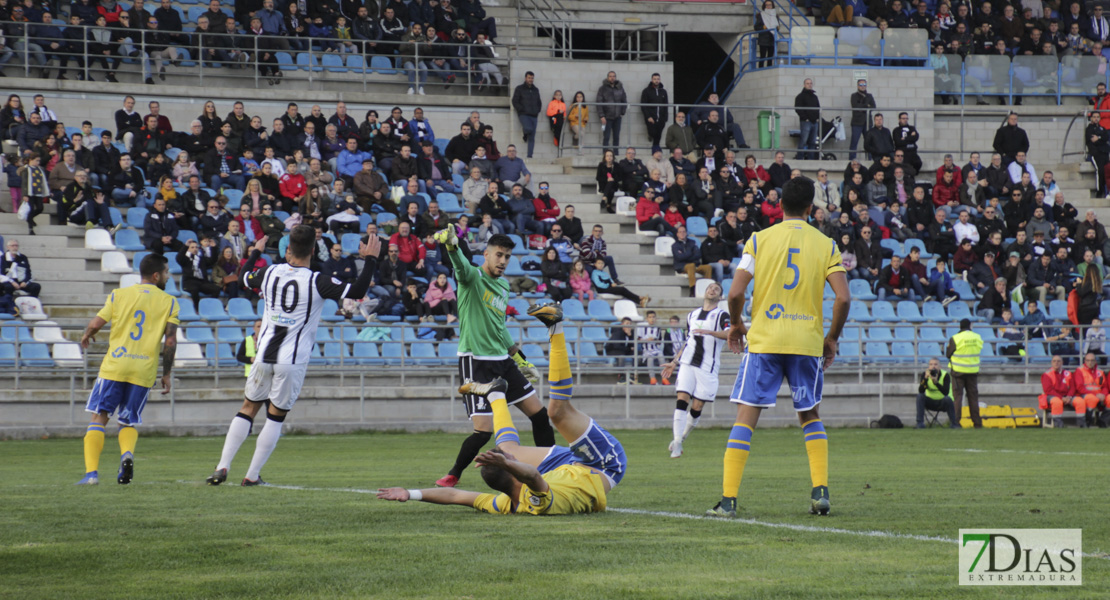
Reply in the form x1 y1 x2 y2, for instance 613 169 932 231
1070 352 1105 427
1039 354 1085 428
546 90 566 148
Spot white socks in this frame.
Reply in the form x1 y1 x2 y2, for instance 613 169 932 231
216 413 252 471
672 409 688 443
683 416 700 440
245 416 284 481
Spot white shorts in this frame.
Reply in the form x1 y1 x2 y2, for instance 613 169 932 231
244 362 308 411
675 364 719 402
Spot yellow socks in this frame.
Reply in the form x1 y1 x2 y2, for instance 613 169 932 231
83 423 105 473
118 426 138 456
548 325 573 402
802 419 829 488
722 423 753 498
490 396 518 446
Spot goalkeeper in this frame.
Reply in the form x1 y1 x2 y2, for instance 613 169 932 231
431 225 556 488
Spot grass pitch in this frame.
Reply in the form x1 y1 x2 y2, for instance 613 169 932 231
1 427 1106 599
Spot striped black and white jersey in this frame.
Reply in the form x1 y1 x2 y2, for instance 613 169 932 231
678 307 730 375
636 324 663 357
247 263 355 365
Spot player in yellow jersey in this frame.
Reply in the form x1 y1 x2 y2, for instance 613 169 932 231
707 176 850 518
75 254 179 485
377 304 625 515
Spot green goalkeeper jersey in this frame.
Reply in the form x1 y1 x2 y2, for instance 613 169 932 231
447 247 515 359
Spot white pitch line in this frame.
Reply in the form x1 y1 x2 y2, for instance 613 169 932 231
943 448 1110 457
224 483 1110 560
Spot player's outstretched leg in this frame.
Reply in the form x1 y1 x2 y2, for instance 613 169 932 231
117 425 138 484
529 303 595 443
670 397 704 458
207 404 258 485
242 408 287 486
76 421 106 485
801 414 830 516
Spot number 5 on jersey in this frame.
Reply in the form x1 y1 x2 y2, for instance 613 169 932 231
784 248 800 290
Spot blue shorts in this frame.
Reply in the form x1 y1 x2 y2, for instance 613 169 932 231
731 353 823 412
85 378 151 426
537 419 627 487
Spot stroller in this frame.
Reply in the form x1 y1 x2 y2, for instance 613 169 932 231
815 116 844 161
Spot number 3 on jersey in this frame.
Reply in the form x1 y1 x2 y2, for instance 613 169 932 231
784 248 800 290
130 310 146 340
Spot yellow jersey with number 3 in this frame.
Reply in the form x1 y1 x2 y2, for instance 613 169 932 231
741 219 843 357
96 284 180 387
471 464 608 515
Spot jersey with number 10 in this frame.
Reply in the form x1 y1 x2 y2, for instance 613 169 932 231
96 284 180 388
742 220 844 357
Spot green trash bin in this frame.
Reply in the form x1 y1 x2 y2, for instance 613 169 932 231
758 110 781 150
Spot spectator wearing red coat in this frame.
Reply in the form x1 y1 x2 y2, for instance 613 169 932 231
279 172 307 208
389 221 428 278
636 188 676 236
935 155 963 187
663 203 685 229
760 190 784 226
533 183 560 223
932 169 961 217
233 204 265 242
742 154 772 194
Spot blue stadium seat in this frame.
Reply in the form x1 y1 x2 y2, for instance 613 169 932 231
177 301 200 322
848 279 876 301
380 342 406 365
919 327 946 343
164 275 182 298
893 326 916 340
177 230 198 245
947 301 980 321
865 341 894 362
952 279 975 301
1048 300 1069 321
227 298 257 322
838 338 861 358
1102 299 1110 319
371 55 396 74
185 326 214 343
685 217 708 237
525 325 547 342
577 340 612 364
320 299 345 322
438 342 459 359
341 233 361 255
896 301 926 322
256 299 267 319
19 343 54 367
205 343 237 366
0 343 14 366
824 282 834 299
870 301 896 321
410 343 440 365
582 326 608 342
980 342 1004 364
346 54 367 73
322 342 350 365
562 299 588 321
505 256 525 277
509 298 532 319
973 326 1000 343
296 52 323 71
316 327 337 343
890 342 916 362
322 53 347 72
521 343 547 366
215 326 244 344
351 342 384 365
508 234 528 255
867 327 893 341
309 344 327 366
223 189 244 210
198 298 230 322
587 300 617 322
390 326 406 342
904 238 933 259
376 212 397 227
335 326 362 343
176 48 195 68
917 342 943 359
848 301 874 322
126 207 147 229
563 326 579 342
436 193 462 214
841 326 860 341
275 52 295 71
880 238 902 256
922 301 953 322
113 229 144 251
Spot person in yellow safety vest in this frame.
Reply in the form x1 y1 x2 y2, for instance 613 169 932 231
946 318 984 428
236 321 261 377
1068 352 1105 428
915 357 960 428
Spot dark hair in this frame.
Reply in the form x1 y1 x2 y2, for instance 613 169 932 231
646 310 656 317
780 176 816 216
487 234 516 251
139 253 168 279
480 449 516 496
288 224 316 259
959 318 972 331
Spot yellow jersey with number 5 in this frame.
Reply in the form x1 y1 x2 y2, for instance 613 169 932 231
741 219 843 357
96 284 180 387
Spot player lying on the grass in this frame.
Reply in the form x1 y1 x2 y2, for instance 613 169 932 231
205 230 382 486
430 225 555 489
76 254 179 485
377 304 627 515
662 281 729 458
708 176 850 518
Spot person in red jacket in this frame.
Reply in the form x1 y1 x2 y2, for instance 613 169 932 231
389 220 428 279
934 155 963 187
636 188 676 236
532 182 560 231
1068 352 1105 427
233 204 265 241
279 172 307 210
663 202 685 229
760 189 784 226
1039 355 1086 428
932 169 961 217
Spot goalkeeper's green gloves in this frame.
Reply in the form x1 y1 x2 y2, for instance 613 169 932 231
509 344 541 384
433 226 459 251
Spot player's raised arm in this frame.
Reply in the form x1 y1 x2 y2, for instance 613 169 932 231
376 487 483 507
239 237 270 289
435 225 477 285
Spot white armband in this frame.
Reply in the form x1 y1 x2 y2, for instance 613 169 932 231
737 253 755 276
407 489 423 502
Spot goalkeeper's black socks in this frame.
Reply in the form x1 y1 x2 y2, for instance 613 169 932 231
529 407 556 446
447 430 492 478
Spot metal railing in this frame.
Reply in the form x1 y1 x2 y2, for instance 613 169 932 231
0 24 538 94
